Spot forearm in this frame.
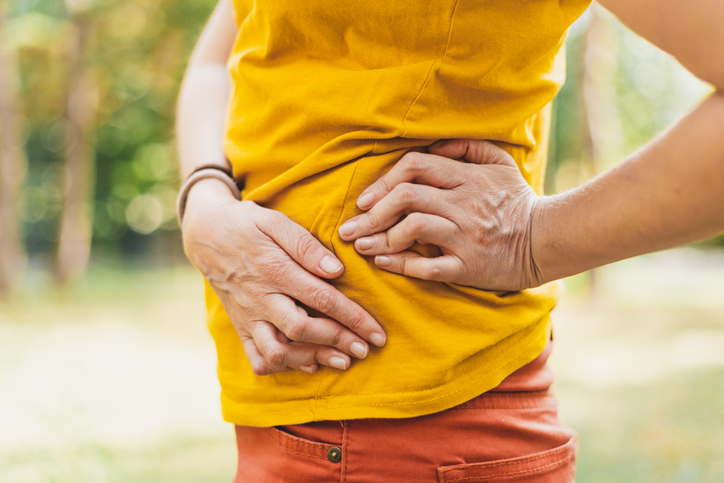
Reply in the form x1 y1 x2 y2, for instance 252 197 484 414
175 0 237 179
534 91 724 283
176 65 231 178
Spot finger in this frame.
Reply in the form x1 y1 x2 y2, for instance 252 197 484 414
251 321 352 372
374 251 462 283
283 271 387 348
242 332 319 374
354 151 467 211
298 364 319 374
354 213 458 255
427 139 518 168
257 210 345 279
265 295 370 359
240 331 292 376
340 183 449 240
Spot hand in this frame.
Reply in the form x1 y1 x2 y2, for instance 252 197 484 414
182 179 387 376
338 139 544 291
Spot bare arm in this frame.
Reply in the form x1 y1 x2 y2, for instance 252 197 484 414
534 91 724 284
177 0 386 375
533 0 724 283
176 0 237 179
338 0 724 290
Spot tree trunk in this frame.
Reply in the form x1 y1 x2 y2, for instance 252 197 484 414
0 4 27 297
583 4 623 175
54 17 97 284
578 5 622 296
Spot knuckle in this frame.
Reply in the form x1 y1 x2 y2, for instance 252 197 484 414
402 152 424 172
251 361 269 376
346 310 366 333
381 232 392 250
311 288 336 314
295 234 319 262
399 256 409 275
421 265 442 280
265 346 287 367
274 309 295 331
263 257 294 283
394 183 417 204
378 177 392 195
406 213 426 233
365 210 380 230
286 319 309 341
330 328 344 348
255 208 281 232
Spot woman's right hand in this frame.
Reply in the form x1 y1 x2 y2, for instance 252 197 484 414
181 178 387 376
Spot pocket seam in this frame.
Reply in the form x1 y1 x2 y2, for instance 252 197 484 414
265 427 329 460
441 453 573 482
438 437 575 475
453 405 557 410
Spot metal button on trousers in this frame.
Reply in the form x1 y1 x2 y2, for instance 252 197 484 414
234 342 578 483
326 446 342 463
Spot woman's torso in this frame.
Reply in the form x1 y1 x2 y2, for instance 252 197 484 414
207 0 591 426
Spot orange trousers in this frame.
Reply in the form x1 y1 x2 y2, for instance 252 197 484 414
234 342 577 482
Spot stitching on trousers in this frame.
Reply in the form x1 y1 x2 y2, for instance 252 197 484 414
451 404 557 410
460 391 552 399
265 429 326 459
265 428 333 449
439 439 576 474
442 454 574 482
341 421 349 483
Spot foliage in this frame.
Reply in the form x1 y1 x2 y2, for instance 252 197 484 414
8 0 216 259
6 1 719 262
548 9 711 194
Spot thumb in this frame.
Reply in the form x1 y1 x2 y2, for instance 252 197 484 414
258 212 345 279
428 139 517 168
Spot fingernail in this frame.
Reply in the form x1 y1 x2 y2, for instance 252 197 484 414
300 365 316 373
369 332 386 347
329 357 347 370
357 237 374 250
338 220 357 237
357 193 374 209
350 342 368 359
375 255 390 267
320 256 343 274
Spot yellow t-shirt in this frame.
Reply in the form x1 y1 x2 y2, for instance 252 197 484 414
208 0 591 426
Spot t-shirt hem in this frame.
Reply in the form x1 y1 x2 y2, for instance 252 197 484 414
221 316 551 427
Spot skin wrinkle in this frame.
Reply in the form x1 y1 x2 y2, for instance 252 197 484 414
178 0 724 434
183 190 383 375
352 140 539 291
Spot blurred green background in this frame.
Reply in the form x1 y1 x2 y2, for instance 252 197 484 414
1 1 723 481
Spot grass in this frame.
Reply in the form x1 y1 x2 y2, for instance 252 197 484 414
0 435 234 483
1 249 724 482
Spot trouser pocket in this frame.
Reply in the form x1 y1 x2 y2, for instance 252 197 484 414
437 436 578 483
234 424 343 483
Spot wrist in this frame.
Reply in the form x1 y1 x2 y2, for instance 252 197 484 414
531 191 595 285
181 178 244 272
177 164 241 226
182 178 238 234
529 194 557 286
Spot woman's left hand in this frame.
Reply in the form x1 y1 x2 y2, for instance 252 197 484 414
338 139 545 292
